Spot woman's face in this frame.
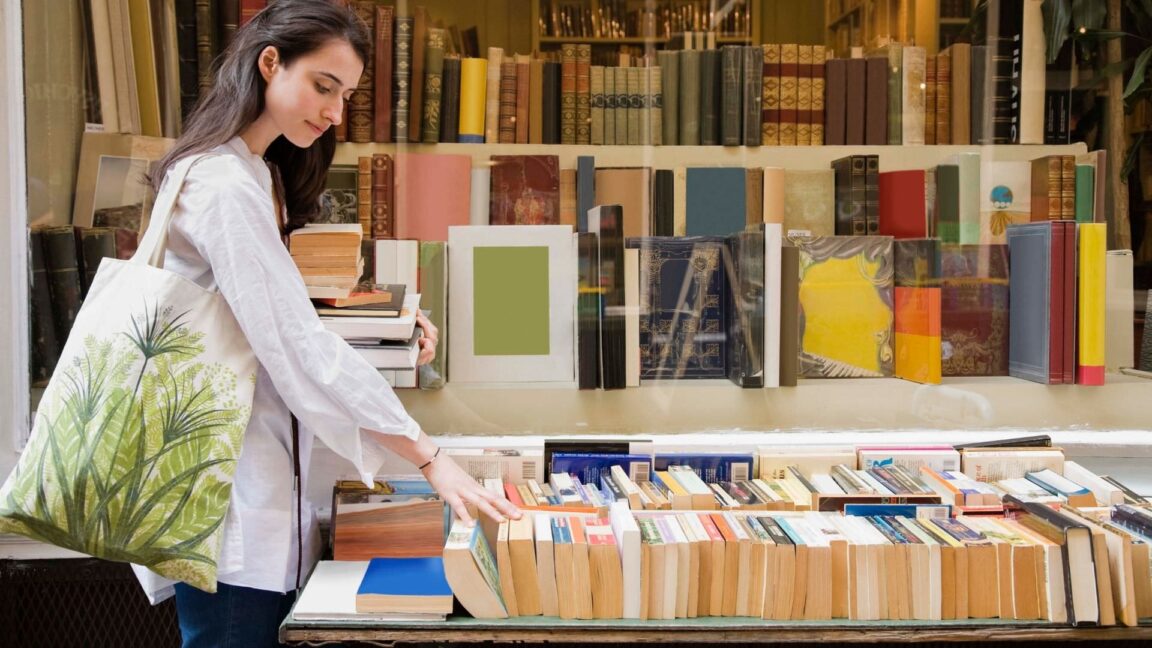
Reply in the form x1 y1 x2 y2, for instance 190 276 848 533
261 38 363 148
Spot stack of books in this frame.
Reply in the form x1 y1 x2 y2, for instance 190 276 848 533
288 224 364 299
318 288 423 373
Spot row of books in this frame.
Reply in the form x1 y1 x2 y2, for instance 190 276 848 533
441 499 1152 626
319 148 1107 249
537 0 755 41
28 225 140 385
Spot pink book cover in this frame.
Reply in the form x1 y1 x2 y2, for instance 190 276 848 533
394 153 472 241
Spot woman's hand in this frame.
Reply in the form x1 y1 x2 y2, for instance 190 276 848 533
415 310 438 366
421 452 521 525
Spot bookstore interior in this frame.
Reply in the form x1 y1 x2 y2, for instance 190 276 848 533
5 0 1152 645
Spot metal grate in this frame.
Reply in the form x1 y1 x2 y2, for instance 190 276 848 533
0 558 179 648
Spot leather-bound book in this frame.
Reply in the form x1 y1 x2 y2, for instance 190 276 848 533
489 155 561 225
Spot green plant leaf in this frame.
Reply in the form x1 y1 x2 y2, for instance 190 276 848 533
1073 0 1108 31
1124 46 1152 99
1122 131 1147 179
1045 0 1074 64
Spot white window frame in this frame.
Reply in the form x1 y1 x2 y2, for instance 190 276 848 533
1 0 29 481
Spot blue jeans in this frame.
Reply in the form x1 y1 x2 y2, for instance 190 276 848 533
174 582 296 648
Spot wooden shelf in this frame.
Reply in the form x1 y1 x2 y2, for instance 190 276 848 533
333 142 1088 171
280 615 1152 645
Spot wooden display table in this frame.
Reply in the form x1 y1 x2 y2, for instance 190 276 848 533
280 615 1152 645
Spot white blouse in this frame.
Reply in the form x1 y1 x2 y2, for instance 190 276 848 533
132 137 421 603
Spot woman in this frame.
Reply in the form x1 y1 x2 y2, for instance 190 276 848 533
139 1 520 645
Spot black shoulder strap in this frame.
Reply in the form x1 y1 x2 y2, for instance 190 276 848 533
291 414 302 591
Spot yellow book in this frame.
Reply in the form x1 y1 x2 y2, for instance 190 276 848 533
458 57 488 142
1077 223 1107 384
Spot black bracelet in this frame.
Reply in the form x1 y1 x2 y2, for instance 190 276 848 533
417 447 441 471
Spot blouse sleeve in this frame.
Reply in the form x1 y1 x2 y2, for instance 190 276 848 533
171 155 419 480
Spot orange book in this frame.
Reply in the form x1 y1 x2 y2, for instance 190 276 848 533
503 482 525 506
709 513 740 616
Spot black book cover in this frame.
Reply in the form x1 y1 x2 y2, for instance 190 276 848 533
592 205 626 389
76 227 116 298
652 169 674 237
724 229 765 387
28 230 60 385
542 61 560 145
40 225 84 348
576 231 601 390
439 56 461 143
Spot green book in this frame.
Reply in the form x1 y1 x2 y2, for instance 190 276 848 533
421 28 446 144
1075 164 1095 224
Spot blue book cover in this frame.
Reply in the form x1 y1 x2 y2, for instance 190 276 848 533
550 452 652 486
685 168 746 236
356 557 452 600
1006 222 1052 383
842 503 953 518
653 453 753 483
630 236 728 379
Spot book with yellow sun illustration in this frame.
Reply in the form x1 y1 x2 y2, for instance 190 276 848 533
979 160 1031 245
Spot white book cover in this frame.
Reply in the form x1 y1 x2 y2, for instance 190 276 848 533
608 501 642 619
1105 250 1134 372
978 160 1031 245
374 239 419 292
470 167 491 226
319 293 421 341
448 225 577 383
444 448 545 485
763 223 782 388
757 445 856 480
1063 461 1123 506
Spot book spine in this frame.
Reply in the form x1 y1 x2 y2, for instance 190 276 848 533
809 45 826 146
576 44 592 144
700 50 721 145
865 155 880 235
626 67 641 146
175 0 199 122
660 51 679 145
590 65 605 145
346 2 375 143
824 58 846 145
925 55 937 145
902 46 926 145
483 47 504 143
194 0 217 95
28 230 59 384
887 44 903 144
408 7 428 141
795 45 812 146
761 44 780 146
497 60 517 143
542 61 559 144
778 44 798 146
560 44 577 144
679 50 701 145
936 50 952 144
458 57 487 143
515 54 530 144
439 56 461 143
614 67 629 146
529 57 544 144
373 4 394 143
393 16 413 142
649 66 663 147
721 46 743 146
357 156 372 238
370 154 393 240
41 226 83 348
421 29 446 144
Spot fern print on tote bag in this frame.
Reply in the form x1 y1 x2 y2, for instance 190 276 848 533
0 155 257 592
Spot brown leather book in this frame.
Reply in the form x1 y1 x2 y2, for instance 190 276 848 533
796 45 812 146
373 4 394 143
348 2 375 143
845 58 866 146
356 156 372 237
515 54 531 144
370 153 394 240
824 58 846 145
1059 155 1076 219
489 155 561 225
497 60 517 143
778 44 798 146
936 50 952 145
1030 156 1062 221
576 44 592 144
810 45 826 146
529 57 544 144
925 55 937 145
864 57 888 146
560 44 577 144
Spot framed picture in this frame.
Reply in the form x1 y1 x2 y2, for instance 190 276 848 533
71 131 173 230
448 225 576 384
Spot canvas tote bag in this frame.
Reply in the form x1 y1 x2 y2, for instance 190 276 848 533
0 154 257 592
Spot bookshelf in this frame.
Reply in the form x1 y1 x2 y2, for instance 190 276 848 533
824 0 972 57
531 0 760 59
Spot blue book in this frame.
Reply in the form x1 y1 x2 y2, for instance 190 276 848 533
355 557 453 615
685 167 747 236
653 453 754 483
842 503 952 518
629 237 728 379
1006 221 1055 383
550 452 652 486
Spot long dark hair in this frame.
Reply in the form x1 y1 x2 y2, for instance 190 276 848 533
151 0 369 231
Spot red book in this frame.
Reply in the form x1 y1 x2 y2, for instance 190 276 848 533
373 4 394 143
239 0 265 27
502 482 524 506
878 170 927 238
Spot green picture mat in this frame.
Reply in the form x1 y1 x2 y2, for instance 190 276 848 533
473 246 550 356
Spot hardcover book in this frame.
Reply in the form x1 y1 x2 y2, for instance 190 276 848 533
940 244 1010 376
488 155 560 226
794 236 894 378
633 237 728 380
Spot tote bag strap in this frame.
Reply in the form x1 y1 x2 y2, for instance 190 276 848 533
132 153 215 269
